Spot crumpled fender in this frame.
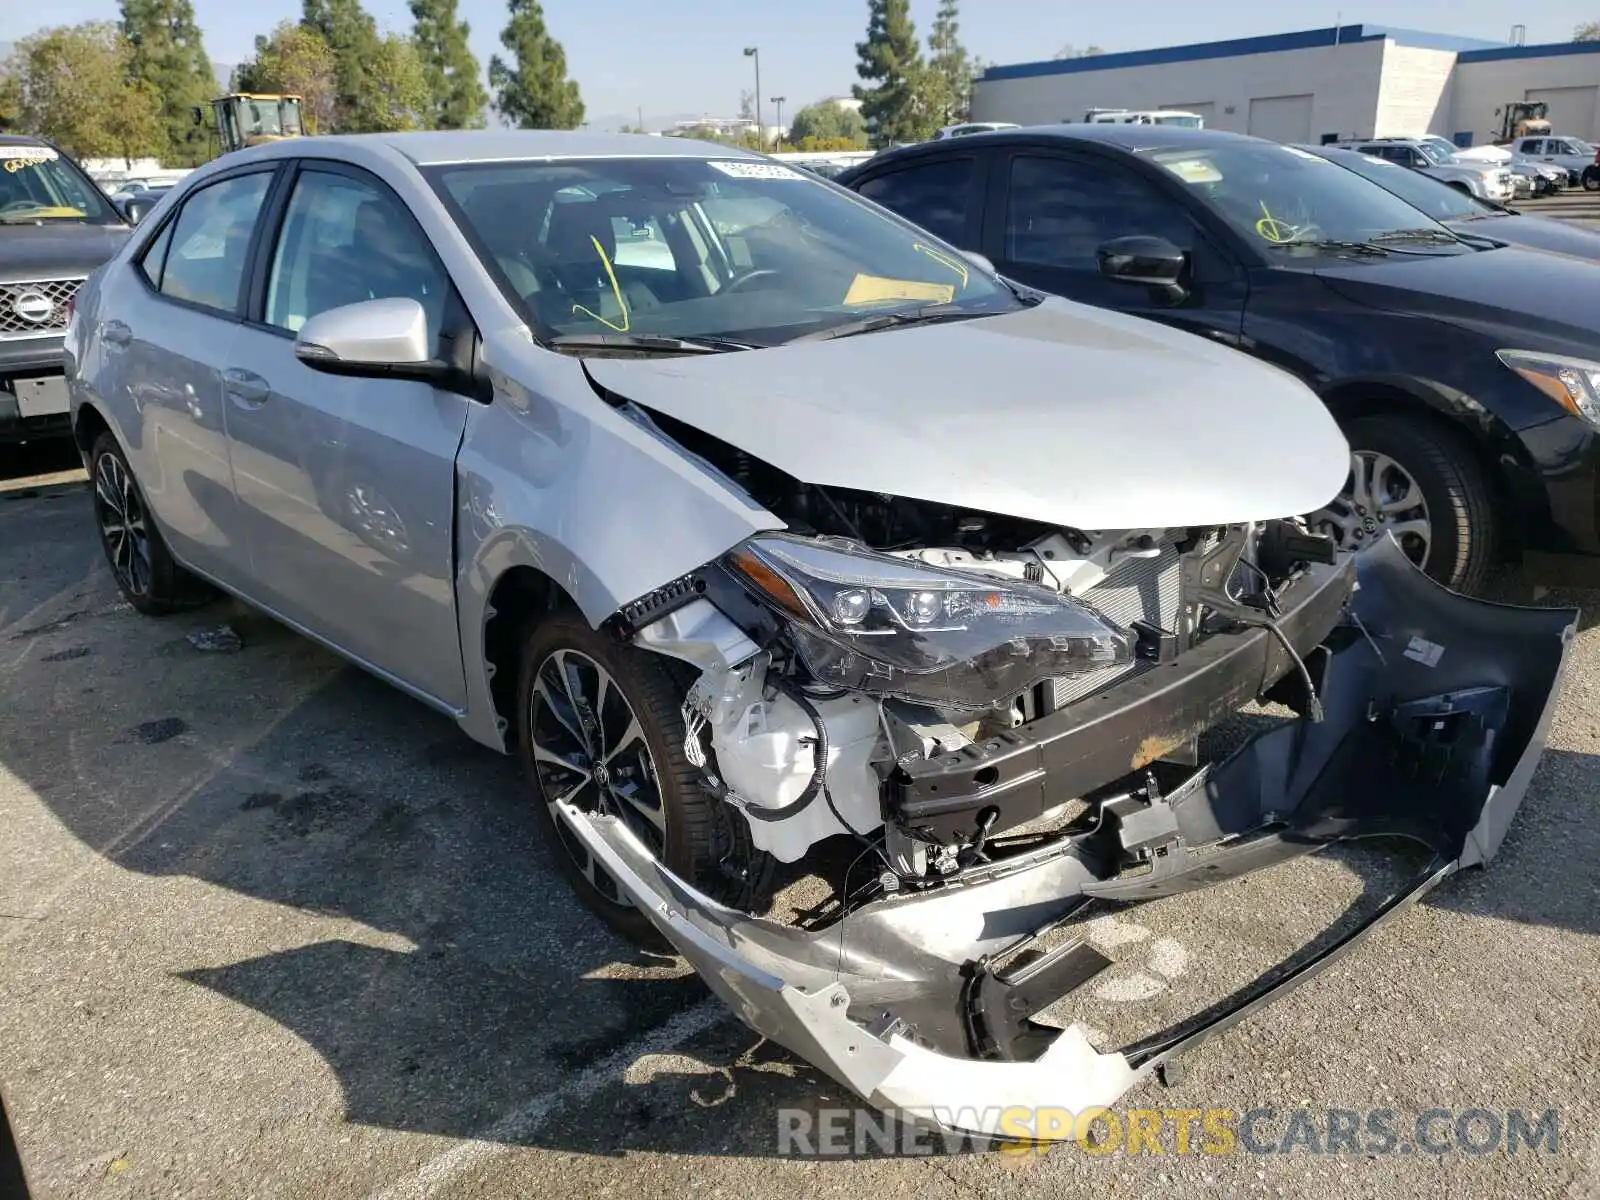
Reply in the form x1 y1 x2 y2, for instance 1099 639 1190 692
561 538 1577 1140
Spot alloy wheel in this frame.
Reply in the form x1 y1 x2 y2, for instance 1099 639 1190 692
529 648 666 903
94 452 153 597
1309 451 1432 567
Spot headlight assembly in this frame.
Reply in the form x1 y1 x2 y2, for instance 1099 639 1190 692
1498 350 1600 427
725 534 1132 710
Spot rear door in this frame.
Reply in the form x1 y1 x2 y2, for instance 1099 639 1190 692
220 160 474 710
983 148 1248 345
93 166 278 586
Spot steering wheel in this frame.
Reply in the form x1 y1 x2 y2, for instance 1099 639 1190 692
723 268 782 294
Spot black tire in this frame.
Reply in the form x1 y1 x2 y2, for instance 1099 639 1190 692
1339 414 1498 594
516 608 772 947
1585 168 1600 192
88 432 214 615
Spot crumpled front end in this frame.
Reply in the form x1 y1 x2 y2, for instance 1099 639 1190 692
565 538 1574 1140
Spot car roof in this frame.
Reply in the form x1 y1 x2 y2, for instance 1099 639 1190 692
843 124 1259 176
0 134 51 149
231 130 764 168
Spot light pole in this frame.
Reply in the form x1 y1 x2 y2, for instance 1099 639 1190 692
743 46 762 148
771 96 785 150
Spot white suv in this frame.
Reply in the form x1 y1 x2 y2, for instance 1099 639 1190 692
1345 138 1515 204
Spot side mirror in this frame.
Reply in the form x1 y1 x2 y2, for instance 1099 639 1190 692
959 249 997 274
295 297 447 383
122 197 156 226
1097 235 1187 287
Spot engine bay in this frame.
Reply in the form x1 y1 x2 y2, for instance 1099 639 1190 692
636 405 1343 886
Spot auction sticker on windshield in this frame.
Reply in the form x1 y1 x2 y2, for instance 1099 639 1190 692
3 145 59 172
1160 157 1223 184
708 161 805 181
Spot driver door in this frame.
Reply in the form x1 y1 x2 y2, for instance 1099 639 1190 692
221 162 474 710
983 150 1247 346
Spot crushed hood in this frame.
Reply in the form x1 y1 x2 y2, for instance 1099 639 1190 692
586 299 1350 531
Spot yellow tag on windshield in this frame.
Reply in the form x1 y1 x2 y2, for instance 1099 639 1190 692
14 206 85 218
843 274 956 306
1162 157 1223 184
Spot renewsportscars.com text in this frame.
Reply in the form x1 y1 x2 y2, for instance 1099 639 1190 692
777 1106 1562 1158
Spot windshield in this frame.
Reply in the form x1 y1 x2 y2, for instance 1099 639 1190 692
1156 115 1204 128
0 143 118 224
1150 141 1465 256
1416 142 1457 165
431 156 1013 346
1312 148 1486 221
241 98 284 138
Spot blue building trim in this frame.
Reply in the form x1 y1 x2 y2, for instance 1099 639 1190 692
1458 39 1600 63
980 23 1507 83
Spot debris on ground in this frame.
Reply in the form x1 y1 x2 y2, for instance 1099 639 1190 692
186 623 243 653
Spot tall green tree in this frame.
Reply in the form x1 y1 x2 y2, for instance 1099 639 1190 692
0 69 23 132
410 0 487 128
5 23 162 161
926 0 970 124
233 21 337 133
853 0 931 146
119 0 215 165
488 0 584 130
301 0 381 131
359 33 431 131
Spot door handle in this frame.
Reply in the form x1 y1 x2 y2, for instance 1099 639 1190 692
224 367 270 406
103 320 132 347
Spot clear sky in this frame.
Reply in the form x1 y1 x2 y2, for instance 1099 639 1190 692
3 0 1596 126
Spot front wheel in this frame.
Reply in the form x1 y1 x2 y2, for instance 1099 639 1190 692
516 610 772 947
1307 414 1498 594
1584 167 1600 192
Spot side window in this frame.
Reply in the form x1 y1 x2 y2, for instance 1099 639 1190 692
158 172 272 312
265 169 447 339
137 220 174 289
1004 155 1196 271
855 157 975 246
1522 139 1543 155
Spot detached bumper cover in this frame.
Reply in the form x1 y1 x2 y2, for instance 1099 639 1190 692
563 539 1575 1140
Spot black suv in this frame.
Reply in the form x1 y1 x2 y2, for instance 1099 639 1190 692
0 136 132 443
841 125 1600 593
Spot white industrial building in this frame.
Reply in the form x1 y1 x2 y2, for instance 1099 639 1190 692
970 23 1600 146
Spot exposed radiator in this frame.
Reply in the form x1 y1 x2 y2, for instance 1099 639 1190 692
1050 539 1183 709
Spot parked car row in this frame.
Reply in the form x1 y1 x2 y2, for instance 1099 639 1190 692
57 128 1574 1143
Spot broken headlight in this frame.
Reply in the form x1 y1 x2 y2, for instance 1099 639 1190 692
725 534 1132 710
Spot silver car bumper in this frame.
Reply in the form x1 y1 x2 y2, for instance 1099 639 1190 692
564 539 1575 1141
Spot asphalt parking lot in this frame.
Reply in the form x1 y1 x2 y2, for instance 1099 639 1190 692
4 196 1600 1200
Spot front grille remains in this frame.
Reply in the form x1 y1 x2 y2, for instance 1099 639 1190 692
1050 539 1183 709
0 278 83 338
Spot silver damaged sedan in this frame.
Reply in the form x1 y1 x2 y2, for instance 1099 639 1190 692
64 132 1572 1140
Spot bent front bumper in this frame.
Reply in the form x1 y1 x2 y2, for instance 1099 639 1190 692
563 539 1575 1140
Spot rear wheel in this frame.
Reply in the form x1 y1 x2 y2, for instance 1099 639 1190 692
1308 413 1497 594
516 609 771 947
1584 167 1600 192
89 432 214 615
